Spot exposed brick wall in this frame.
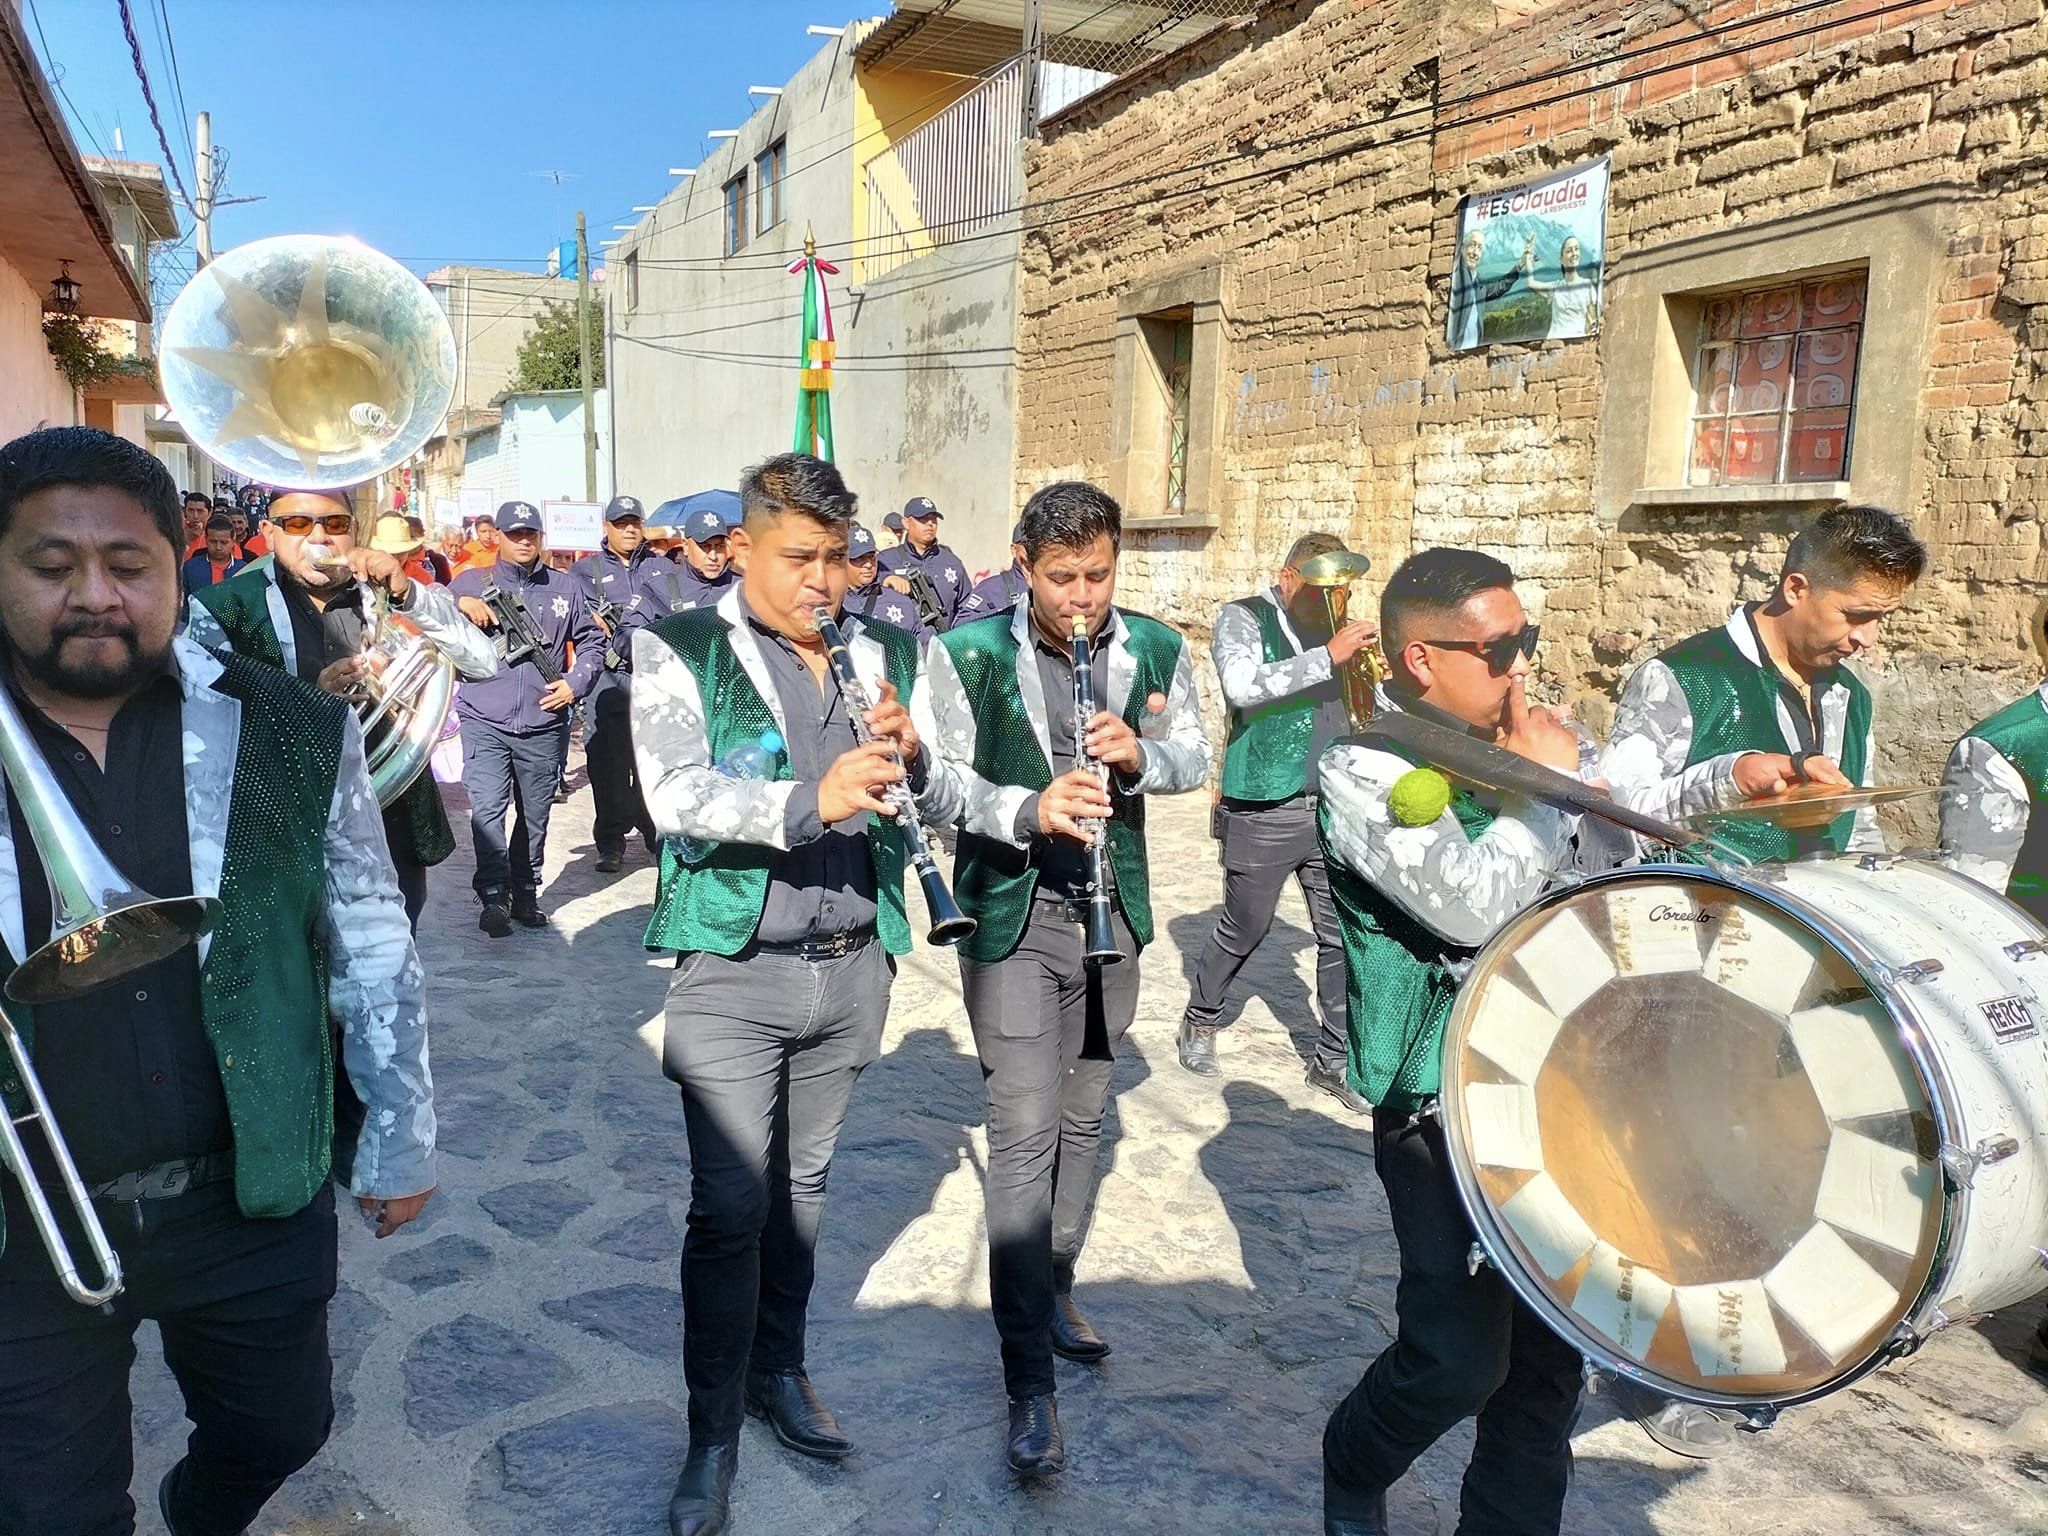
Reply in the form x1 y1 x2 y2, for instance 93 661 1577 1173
1016 0 2048 803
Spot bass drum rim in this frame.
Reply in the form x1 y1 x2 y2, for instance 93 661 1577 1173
1439 857 1971 1415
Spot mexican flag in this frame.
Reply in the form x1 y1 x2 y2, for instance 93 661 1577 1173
790 230 837 461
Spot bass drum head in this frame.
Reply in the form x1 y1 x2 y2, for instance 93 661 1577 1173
1443 869 1944 1405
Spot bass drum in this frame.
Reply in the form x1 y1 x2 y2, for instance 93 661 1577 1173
1442 856 2048 1417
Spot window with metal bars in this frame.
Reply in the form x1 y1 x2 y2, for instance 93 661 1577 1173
755 140 785 234
723 171 749 257
1687 272 1865 487
1164 320 1194 512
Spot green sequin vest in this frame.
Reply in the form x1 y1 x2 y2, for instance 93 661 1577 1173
0 656 345 1257
1218 596 1322 803
1659 624 1871 864
640 611 916 957
1319 771 1499 1112
1968 690 2048 920
192 566 454 866
941 611 1183 963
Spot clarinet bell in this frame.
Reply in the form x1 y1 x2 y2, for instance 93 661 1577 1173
919 868 979 946
1083 899 1124 966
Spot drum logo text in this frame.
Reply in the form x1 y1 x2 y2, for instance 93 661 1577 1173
1979 994 2040 1044
1648 905 1712 924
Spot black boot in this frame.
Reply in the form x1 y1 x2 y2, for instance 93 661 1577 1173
158 1462 238 1536
744 1366 853 1460
1006 1394 1064 1478
1177 1017 1219 1076
1305 1060 1371 1115
479 894 512 938
1323 1457 1389 1536
1050 1289 1111 1363
667 1439 738 1536
511 889 549 928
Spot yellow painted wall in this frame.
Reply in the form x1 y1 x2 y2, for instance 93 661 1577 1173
851 61 980 276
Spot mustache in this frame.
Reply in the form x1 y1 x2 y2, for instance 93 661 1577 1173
54 619 137 642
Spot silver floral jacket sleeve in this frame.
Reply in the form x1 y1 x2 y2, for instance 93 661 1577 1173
319 713 436 1199
1212 601 1333 710
630 626 804 848
914 638 1034 845
1940 734 2028 892
397 580 500 681
1131 638 1214 794
891 635 965 830
183 599 229 651
1846 708 1885 853
1600 657 1749 823
1318 740 1569 948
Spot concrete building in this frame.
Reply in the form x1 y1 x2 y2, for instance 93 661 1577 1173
454 388 613 536
425 264 585 420
1013 0 2041 801
0 5 154 443
607 2 1236 573
82 157 187 478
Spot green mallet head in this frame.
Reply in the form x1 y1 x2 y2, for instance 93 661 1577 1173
1388 767 1453 827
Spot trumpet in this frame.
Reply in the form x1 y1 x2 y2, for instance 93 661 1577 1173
810 609 976 946
1070 615 1124 965
0 682 219 1307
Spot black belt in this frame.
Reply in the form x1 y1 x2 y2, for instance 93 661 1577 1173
1219 792 1318 812
752 929 875 961
1033 894 1105 926
88 1151 233 1205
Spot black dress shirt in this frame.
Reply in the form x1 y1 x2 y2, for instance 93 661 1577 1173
7 667 226 1183
279 574 366 684
1016 628 1116 901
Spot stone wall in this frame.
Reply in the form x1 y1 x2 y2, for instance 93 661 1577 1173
1015 0 2048 793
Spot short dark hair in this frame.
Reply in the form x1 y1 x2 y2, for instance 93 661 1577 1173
1017 480 1121 562
739 452 855 532
183 490 211 507
1782 505 1926 592
1284 531 1345 571
1381 547 1517 682
0 426 182 552
205 514 234 534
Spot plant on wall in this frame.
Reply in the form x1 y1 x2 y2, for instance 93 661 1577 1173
41 313 123 391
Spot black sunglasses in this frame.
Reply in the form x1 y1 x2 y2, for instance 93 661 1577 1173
1421 623 1540 673
275 514 357 536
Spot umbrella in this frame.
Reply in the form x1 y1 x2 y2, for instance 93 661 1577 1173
653 489 742 531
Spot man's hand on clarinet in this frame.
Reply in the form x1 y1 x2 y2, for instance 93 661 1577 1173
1038 765 1114 843
819 739 904 823
1326 619 1379 666
1733 751 1849 798
862 679 920 766
358 1187 434 1239
1082 709 1142 774
1495 675 1580 772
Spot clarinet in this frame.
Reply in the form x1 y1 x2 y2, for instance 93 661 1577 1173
1070 614 1125 965
810 608 976 946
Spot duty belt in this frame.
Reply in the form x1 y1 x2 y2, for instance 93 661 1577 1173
88 1151 233 1205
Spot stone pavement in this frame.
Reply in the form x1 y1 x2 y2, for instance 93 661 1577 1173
123 764 2048 1535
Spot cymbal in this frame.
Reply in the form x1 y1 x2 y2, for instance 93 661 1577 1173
1678 783 1937 832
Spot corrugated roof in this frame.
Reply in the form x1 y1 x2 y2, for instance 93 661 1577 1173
856 0 1246 78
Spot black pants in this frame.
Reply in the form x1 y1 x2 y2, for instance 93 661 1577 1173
463 719 559 899
1324 1113 1583 1535
0 1180 337 1536
959 902 1141 1400
1185 799 1349 1071
586 685 654 858
663 942 891 1444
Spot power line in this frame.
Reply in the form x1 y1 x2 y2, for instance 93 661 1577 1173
147 0 193 167
114 0 193 207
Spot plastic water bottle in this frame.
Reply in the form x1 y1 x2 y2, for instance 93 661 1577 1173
671 730 783 866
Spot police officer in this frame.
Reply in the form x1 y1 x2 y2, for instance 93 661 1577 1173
674 504 735 609
957 521 1029 620
448 500 604 935
877 495 966 630
843 522 931 638
572 494 691 872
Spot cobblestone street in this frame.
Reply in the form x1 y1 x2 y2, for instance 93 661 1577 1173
123 772 2048 1536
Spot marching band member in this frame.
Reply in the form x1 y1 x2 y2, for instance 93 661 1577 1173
186 485 498 931
447 501 602 936
570 494 690 874
0 427 435 1536
1315 548 1585 1536
916 479 1211 1479
1178 531 1375 1113
1603 506 1926 859
631 454 960 1536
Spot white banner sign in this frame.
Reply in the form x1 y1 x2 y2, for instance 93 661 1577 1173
432 498 461 531
544 499 603 551
458 485 493 525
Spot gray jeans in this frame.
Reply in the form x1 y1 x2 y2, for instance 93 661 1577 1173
1185 799 1349 1071
662 941 892 1441
960 899 1142 1398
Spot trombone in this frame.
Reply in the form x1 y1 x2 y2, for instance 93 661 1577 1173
0 680 218 1307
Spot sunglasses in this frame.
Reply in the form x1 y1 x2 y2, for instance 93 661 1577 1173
275 514 357 536
1422 623 1540 673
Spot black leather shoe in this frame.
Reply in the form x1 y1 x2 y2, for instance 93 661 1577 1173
1049 1291 1111 1363
744 1366 853 1460
511 891 549 928
479 900 512 938
1177 1018 1219 1076
157 1462 233 1536
1324 1458 1389 1535
595 850 624 873
1306 1061 1371 1116
667 1439 738 1536
1006 1394 1065 1478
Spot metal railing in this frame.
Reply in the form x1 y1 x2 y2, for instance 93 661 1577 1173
859 60 1025 284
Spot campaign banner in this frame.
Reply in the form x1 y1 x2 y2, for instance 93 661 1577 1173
544 499 603 551
1448 157 1610 351
458 484 493 525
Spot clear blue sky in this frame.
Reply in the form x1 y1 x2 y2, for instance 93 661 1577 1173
24 0 854 285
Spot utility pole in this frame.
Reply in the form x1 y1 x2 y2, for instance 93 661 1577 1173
194 110 213 263
575 210 596 500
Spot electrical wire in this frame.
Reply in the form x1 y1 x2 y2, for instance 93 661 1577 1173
113 0 194 207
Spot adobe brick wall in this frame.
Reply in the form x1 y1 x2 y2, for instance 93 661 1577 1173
1016 0 2048 806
